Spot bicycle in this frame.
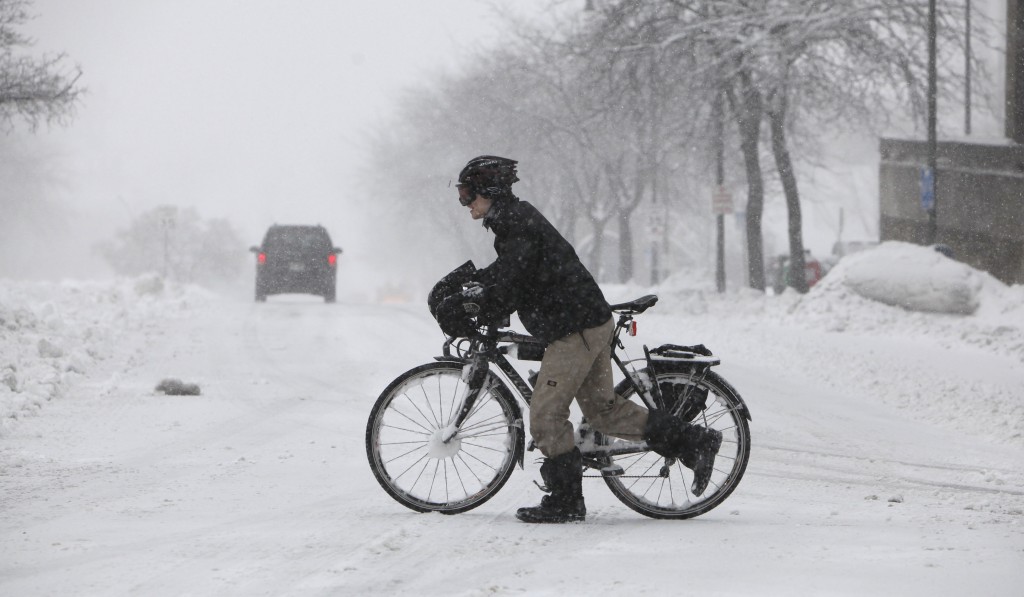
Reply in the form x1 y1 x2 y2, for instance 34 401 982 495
365 294 752 519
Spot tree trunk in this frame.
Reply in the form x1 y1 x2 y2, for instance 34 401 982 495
619 212 633 283
767 97 808 293
727 73 766 291
588 221 606 281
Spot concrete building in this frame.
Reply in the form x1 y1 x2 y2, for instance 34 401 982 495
879 0 1024 285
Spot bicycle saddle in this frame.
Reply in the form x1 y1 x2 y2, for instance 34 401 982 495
610 294 658 314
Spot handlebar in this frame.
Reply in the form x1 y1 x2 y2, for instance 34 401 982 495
440 294 658 360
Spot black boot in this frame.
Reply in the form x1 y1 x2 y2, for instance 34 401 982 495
516 448 586 523
643 409 723 496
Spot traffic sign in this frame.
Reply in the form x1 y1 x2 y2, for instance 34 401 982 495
712 186 733 215
920 167 935 211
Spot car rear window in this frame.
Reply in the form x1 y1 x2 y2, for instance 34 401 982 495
263 227 332 252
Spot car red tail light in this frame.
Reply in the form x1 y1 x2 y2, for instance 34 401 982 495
328 254 337 266
258 253 266 265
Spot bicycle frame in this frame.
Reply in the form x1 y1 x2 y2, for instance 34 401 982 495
434 307 716 466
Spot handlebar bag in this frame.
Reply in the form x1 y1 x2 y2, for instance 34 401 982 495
428 261 480 337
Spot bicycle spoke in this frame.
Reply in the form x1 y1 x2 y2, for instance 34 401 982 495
386 406 436 435
458 420 511 439
465 430 512 440
655 474 668 505
419 385 443 429
446 379 460 428
460 441 507 454
443 459 450 504
622 457 662 492
456 452 486 487
457 410 504 433
425 459 441 503
460 446 501 472
396 453 430 485
451 457 469 500
383 443 429 466
398 390 440 432
674 460 693 501
379 439 432 447
380 422 432 436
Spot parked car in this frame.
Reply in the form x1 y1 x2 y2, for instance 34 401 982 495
250 225 342 302
769 249 825 294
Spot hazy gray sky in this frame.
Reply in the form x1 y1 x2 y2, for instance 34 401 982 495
18 0 549 279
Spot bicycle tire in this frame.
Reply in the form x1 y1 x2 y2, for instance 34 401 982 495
603 366 751 519
366 362 523 514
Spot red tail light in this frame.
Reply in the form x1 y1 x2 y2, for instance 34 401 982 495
258 252 266 265
629 321 637 336
328 254 337 266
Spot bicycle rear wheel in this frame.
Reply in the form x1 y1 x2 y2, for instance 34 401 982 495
366 362 523 514
603 366 751 519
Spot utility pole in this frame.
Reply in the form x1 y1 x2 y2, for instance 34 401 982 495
926 0 939 245
965 0 972 135
714 94 726 293
160 208 176 280
1009 0 1024 144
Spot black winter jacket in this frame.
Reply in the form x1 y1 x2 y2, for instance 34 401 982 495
475 197 610 343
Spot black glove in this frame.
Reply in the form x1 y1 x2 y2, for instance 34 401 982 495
433 292 481 337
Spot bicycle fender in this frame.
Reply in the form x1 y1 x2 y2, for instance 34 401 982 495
433 356 469 364
706 370 753 422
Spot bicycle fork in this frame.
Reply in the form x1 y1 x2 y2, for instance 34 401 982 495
439 353 491 444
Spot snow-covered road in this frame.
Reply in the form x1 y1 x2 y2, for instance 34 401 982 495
1 259 1022 595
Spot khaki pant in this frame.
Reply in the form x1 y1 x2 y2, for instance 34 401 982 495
530 317 650 458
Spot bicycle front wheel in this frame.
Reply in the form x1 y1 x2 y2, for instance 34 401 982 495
604 366 751 519
366 362 523 514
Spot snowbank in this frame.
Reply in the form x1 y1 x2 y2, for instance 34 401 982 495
0 275 209 434
637 241 1023 363
838 241 984 314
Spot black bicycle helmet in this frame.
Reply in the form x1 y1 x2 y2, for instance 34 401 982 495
457 155 519 201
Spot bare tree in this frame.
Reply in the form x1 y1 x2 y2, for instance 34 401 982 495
0 0 82 131
576 0 988 292
95 205 246 287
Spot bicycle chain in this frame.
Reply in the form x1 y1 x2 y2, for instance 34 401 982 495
583 474 665 479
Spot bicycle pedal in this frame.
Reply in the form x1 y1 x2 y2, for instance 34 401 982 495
601 464 625 477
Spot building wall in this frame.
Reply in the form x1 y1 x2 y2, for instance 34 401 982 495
879 138 1024 285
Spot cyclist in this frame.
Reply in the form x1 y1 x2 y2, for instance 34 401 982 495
452 155 722 523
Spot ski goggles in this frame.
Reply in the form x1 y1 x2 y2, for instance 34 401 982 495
457 184 476 206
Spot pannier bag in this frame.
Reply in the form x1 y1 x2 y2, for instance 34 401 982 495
646 344 719 422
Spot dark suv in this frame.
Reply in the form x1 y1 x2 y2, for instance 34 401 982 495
250 225 342 302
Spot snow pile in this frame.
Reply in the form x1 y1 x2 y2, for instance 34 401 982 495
642 241 1022 364
836 241 984 314
792 242 1024 363
0 275 208 434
